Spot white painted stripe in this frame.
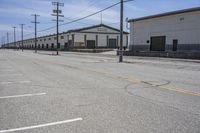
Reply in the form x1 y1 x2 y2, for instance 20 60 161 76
0 80 31 85
0 118 83 133
0 69 15 72
18 80 31 84
0 74 23 77
0 93 46 99
0 82 12 85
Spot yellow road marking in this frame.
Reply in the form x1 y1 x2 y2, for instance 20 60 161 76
39 58 200 97
160 85 200 97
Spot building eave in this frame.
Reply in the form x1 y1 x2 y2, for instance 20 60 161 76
128 7 200 22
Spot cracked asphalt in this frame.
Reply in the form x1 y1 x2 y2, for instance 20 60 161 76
0 49 200 133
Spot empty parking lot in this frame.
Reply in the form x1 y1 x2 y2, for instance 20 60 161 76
0 50 200 133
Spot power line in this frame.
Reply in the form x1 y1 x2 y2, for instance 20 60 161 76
67 0 100 19
63 16 94 25
24 0 133 36
60 0 133 27
60 2 120 27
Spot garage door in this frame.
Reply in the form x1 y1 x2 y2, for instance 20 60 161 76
109 39 117 48
87 40 95 49
150 36 166 51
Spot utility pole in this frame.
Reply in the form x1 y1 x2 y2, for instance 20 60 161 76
1 37 4 48
52 2 64 55
31 14 40 53
13 27 16 49
119 0 123 62
20 24 25 52
7 32 9 45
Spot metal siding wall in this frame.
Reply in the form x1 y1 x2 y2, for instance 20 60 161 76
98 34 107 47
130 11 200 52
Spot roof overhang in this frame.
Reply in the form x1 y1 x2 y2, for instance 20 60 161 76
128 7 200 23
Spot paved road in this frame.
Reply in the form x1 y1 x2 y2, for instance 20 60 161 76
0 49 200 133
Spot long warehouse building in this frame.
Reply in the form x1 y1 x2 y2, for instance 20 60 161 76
6 24 129 50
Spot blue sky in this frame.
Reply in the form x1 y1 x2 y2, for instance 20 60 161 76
0 0 199 45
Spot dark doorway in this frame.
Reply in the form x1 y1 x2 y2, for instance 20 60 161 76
87 40 95 49
150 36 166 51
42 44 44 49
109 39 117 48
64 42 68 50
51 43 54 49
46 44 49 49
173 39 178 51
57 43 60 49
68 40 72 46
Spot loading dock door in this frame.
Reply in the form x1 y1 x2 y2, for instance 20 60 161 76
173 40 178 51
150 36 166 51
87 40 95 49
64 42 68 50
57 43 60 49
51 43 54 49
109 39 117 48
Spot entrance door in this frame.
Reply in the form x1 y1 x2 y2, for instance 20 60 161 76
150 36 166 51
109 39 117 48
173 39 178 51
87 40 95 49
64 42 68 50
57 43 60 49
51 43 54 49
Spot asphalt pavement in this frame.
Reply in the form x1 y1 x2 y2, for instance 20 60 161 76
0 49 199 133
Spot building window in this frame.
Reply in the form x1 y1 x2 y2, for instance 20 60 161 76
61 36 64 39
49 38 51 40
54 37 57 40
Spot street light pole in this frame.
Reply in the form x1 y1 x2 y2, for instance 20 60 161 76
119 0 124 62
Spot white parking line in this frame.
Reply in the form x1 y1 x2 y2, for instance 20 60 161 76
0 118 83 133
0 82 12 85
0 69 15 72
0 74 23 77
18 80 31 84
0 80 31 85
0 93 46 99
